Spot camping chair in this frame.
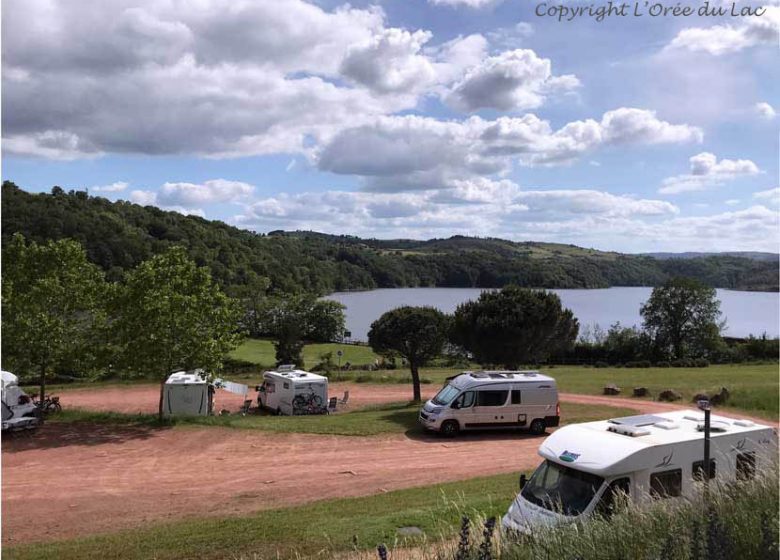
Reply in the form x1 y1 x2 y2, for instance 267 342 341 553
338 391 350 408
327 396 338 413
240 399 252 416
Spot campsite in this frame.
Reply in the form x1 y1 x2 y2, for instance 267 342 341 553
2 348 778 559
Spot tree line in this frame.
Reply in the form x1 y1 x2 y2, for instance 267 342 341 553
1 235 345 419
366 280 761 402
4 181 777 295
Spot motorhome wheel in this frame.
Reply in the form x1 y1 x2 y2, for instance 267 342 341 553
529 419 546 435
440 420 459 437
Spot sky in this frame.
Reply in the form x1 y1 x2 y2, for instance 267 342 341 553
2 0 779 252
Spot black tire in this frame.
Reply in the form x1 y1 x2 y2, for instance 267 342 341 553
529 419 546 436
440 420 460 438
276 407 282 416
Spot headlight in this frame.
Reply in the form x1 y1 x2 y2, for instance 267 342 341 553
429 407 443 416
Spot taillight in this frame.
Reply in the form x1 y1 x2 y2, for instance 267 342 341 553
556 402 560 416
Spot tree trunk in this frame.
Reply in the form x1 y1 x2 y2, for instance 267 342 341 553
158 377 166 421
410 360 422 403
39 363 47 404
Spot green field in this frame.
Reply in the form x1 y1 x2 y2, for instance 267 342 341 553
4 472 520 560
229 338 378 368
53 401 638 437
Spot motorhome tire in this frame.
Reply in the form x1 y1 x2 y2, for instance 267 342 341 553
529 419 546 435
276 407 282 416
440 420 460 437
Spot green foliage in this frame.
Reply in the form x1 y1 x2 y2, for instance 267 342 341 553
451 286 579 368
369 306 450 401
1 234 108 399
641 277 724 360
111 247 243 416
4 181 777 294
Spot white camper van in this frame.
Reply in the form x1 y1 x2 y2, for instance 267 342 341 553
1 371 38 419
502 410 778 533
257 366 328 416
163 370 213 417
419 371 560 437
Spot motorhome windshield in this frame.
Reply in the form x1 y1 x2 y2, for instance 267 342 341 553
521 460 604 516
432 384 460 405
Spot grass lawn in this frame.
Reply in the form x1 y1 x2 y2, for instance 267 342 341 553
51 401 638 437
4 472 522 560
230 338 378 368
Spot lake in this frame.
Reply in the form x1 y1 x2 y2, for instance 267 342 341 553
325 287 779 341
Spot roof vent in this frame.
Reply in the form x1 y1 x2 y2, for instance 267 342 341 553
734 419 755 427
607 425 650 437
609 414 667 427
684 414 704 422
277 364 296 372
654 421 679 430
697 420 730 433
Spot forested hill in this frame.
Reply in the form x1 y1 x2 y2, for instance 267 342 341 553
3 181 778 293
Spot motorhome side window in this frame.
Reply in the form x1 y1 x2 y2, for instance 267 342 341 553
736 452 756 480
692 459 716 481
650 469 682 498
267 383 275 394
477 390 508 407
595 477 630 517
283 382 290 389
455 391 475 408
511 390 521 404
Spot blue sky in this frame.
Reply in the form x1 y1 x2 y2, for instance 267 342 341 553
2 0 778 252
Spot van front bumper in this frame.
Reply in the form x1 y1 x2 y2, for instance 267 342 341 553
418 410 442 431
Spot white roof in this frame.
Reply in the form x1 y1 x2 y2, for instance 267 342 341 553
166 370 208 385
263 369 327 383
449 371 556 390
540 410 774 476
1 371 18 388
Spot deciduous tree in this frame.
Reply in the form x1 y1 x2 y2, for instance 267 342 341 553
113 247 243 419
368 306 450 402
450 286 578 368
641 277 723 360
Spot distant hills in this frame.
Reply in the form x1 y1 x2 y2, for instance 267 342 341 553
642 252 779 262
3 181 778 293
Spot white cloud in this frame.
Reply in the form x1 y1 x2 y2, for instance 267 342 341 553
753 187 780 205
317 108 701 191
487 23 534 50
665 6 780 55
446 49 579 112
129 190 158 206
92 181 129 193
231 182 678 242
755 102 777 120
341 29 436 95
429 0 503 8
659 152 761 194
157 179 254 206
725 199 741 205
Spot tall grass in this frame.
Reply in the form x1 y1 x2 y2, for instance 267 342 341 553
360 467 779 560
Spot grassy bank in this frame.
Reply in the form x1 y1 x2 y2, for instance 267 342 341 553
229 339 378 368
4 472 520 560
51 401 638 437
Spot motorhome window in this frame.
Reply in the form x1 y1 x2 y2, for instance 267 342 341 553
283 382 290 389
432 384 460 406
736 452 756 481
454 391 475 408
511 390 522 404
267 384 275 394
595 477 630 517
477 390 509 407
520 460 604 516
692 459 716 481
650 469 682 498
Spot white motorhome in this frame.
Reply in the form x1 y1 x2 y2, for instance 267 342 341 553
419 371 560 437
257 366 328 416
163 370 213 417
502 410 778 533
1 371 37 419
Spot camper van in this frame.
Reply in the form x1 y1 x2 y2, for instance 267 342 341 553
419 371 559 437
502 410 778 533
257 366 328 416
163 370 213 417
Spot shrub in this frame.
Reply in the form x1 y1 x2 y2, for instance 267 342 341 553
594 361 609 368
694 358 710 368
625 360 652 368
655 361 671 368
672 358 696 368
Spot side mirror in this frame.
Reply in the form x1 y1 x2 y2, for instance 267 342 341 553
451 401 460 410
519 474 527 490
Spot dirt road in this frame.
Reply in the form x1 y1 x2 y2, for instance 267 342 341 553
3 384 769 545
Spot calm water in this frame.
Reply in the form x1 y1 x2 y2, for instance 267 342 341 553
325 287 780 341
